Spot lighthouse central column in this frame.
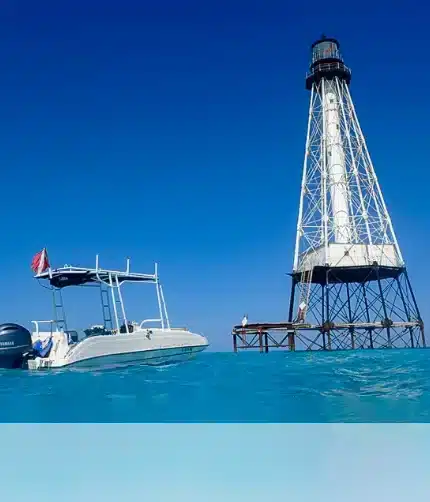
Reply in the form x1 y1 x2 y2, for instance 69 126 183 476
323 84 351 243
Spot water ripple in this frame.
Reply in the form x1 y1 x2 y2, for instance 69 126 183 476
0 349 429 422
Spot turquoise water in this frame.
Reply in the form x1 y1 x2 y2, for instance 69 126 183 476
0 349 429 422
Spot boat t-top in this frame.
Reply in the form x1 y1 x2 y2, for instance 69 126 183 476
0 249 209 370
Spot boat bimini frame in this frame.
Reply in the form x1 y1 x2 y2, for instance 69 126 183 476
34 255 171 335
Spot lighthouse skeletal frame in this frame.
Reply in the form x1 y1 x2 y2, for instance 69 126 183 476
231 35 424 352
288 35 424 350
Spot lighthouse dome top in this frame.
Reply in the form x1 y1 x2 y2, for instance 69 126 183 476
311 34 340 49
305 35 351 89
310 35 342 65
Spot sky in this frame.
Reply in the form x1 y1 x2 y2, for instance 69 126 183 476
1 424 430 501
0 0 429 350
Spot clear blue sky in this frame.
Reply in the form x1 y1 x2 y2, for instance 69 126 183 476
1 1 429 350
1 424 429 500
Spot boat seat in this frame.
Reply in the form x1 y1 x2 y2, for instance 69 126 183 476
33 337 53 358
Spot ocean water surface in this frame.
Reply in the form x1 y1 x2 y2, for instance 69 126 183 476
0 349 429 422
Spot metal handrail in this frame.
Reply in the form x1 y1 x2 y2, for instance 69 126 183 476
31 320 56 336
139 319 163 328
307 62 351 78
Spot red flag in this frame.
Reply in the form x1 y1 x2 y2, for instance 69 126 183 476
31 248 50 274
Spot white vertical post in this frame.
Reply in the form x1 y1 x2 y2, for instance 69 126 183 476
109 273 120 333
96 254 99 272
321 79 329 264
159 284 171 330
324 79 351 244
115 275 129 334
126 258 130 274
154 263 165 329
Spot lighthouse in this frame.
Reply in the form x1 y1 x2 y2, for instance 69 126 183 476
232 35 425 352
288 35 424 350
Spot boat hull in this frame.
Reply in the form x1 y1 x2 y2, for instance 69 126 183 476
61 344 205 370
29 328 208 370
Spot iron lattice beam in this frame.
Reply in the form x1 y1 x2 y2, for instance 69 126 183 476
232 330 293 352
232 267 425 352
287 266 424 351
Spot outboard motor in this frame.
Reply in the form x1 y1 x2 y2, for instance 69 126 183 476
0 323 33 369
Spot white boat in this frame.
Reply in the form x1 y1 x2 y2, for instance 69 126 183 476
24 253 209 370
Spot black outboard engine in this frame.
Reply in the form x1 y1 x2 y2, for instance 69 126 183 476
0 323 33 369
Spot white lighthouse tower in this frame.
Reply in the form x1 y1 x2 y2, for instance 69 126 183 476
288 35 425 350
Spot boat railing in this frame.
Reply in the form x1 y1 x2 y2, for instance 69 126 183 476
139 319 163 328
31 320 57 336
